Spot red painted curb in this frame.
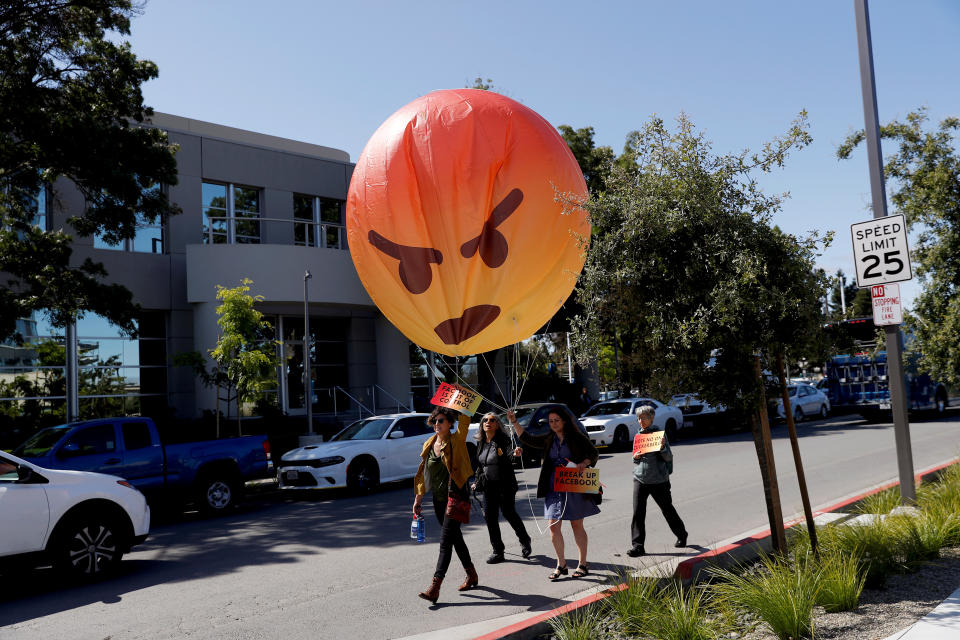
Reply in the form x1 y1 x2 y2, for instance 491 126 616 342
476 456 958 639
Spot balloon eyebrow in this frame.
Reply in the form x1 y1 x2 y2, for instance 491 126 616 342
460 188 523 269
368 230 443 294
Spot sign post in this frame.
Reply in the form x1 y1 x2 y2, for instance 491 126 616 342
854 0 915 502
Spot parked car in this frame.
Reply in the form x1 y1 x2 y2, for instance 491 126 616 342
580 397 684 447
0 450 150 579
774 383 831 422
14 417 274 514
277 413 432 492
668 394 728 433
466 403 587 466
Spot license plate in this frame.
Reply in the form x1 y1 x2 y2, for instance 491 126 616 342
683 420 694 428
284 470 299 480
879 403 891 410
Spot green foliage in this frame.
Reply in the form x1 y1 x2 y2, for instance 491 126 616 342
856 487 901 514
571 112 827 414
602 573 662 635
546 604 603 640
558 125 616 194
468 76 496 91
710 554 819 640
208 279 279 427
839 108 960 387
0 0 179 340
814 547 866 613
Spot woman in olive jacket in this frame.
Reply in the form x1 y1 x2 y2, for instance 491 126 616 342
509 406 599 580
472 412 532 564
412 407 477 604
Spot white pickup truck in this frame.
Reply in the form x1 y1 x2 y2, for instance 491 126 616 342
0 450 150 580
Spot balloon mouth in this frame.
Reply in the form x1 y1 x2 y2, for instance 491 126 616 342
434 305 501 345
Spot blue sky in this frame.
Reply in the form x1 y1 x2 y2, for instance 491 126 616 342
126 0 960 310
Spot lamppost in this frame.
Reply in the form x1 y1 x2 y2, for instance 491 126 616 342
304 270 313 436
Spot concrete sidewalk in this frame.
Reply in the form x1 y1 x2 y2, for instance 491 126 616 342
881 586 960 640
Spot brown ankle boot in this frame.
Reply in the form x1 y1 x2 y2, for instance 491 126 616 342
458 565 479 591
418 577 442 604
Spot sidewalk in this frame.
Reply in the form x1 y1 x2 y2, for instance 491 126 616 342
397 458 960 640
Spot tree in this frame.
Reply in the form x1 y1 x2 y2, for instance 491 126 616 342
208 279 279 436
838 108 960 387
0 0 179 340
558 125 616 195
570 112 825 550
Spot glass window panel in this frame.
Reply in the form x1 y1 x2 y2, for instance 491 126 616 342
293 194 313 220
325 225 341 249
202 183 227 209
133 225 163 253
319 198 342 223
234 186 259 213
294 221 309 246
94 234 124 250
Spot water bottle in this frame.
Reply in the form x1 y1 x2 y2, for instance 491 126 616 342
411 516 425 542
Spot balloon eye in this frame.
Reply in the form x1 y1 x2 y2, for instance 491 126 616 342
461 189 523 269
368 230 443 294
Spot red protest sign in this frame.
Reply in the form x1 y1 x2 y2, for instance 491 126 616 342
633 430 665 456
429 382 483 416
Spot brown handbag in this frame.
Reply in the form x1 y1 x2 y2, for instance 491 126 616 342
445 494 471 523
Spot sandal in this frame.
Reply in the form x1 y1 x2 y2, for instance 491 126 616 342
548 565 568 581
572 564 589 578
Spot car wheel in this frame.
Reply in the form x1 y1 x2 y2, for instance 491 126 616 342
819 405 829 420
197 473 240 514
347 457 380 494
794 406 804 423
53 512 125 579
665 419 678 441
612 425 629 451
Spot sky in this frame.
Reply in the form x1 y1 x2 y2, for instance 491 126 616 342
123 0 960 311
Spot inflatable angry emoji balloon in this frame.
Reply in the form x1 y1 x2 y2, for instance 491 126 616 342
346 89 589 356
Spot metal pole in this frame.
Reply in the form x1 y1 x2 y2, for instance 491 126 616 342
65 317 79 421
304 270 313 436
854 0 915 502
566 332 574 383
840 276 847 314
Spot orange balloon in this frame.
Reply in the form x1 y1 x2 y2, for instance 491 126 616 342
346 89 589 356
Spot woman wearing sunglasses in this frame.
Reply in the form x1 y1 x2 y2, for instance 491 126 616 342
413 407 478 604
472 412 532 564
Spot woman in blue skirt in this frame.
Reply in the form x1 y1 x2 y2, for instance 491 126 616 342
509 406 599 580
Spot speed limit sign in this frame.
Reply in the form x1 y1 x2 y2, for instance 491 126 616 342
850 214 912 288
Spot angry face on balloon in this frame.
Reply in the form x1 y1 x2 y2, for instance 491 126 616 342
347 89 590 357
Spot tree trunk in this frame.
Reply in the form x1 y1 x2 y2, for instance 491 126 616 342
751 355 787 554
777 351 818 554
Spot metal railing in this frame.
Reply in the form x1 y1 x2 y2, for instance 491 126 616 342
202 215 346 248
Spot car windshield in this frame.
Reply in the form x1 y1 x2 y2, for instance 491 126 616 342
331 418 394 441
583 401 631 417
788 387 798 397
509 406 538 428
669 396 695 406
13 425 71 458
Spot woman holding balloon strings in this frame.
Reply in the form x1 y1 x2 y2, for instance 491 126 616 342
509 406 599 580
413 406 478 604
472 412 532 564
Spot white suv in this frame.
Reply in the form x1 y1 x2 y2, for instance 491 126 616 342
0 451 150 579
580 398 684 448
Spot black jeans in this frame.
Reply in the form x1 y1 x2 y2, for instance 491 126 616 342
432 499 473 579
482 482 531 554
631 479 686 548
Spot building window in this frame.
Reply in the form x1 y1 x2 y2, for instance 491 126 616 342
293 194 346 249
94 184 165 253
202 182 261 244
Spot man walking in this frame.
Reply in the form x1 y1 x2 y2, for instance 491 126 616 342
627 404 688 557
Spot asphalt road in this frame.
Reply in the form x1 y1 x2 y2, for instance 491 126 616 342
2 409 958 640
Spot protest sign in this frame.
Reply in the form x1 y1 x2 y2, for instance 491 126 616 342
429 382 483 416
552 467 600 494
633 430 665 456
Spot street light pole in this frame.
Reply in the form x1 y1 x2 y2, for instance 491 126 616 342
304 270 314 436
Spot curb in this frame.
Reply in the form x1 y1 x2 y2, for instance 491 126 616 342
478 456 959 640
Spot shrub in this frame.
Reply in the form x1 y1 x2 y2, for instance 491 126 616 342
547 604 603 640
856 486 901 514
603 572 662 635
814 547 866 612
645 581 727 640
710 554 819 640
